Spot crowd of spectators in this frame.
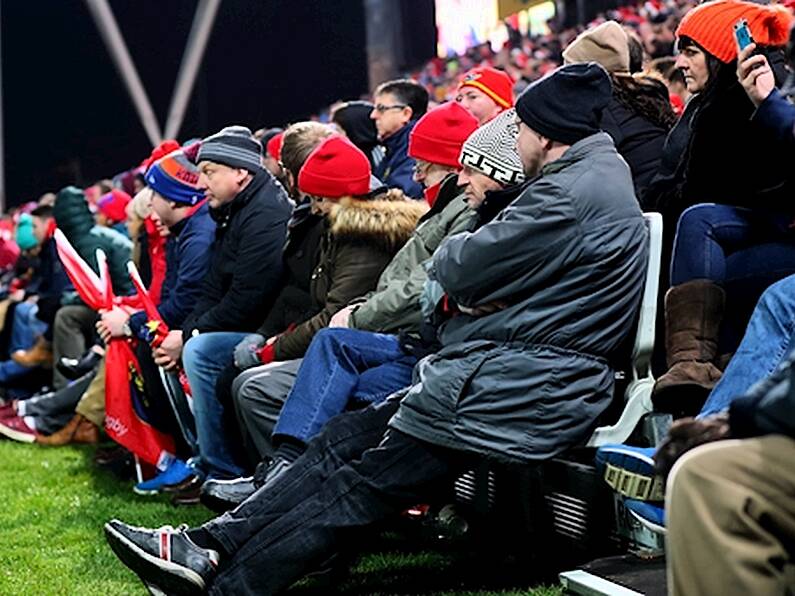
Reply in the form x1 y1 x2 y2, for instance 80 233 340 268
0 0 793 594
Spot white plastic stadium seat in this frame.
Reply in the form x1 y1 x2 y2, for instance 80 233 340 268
587 213 663 447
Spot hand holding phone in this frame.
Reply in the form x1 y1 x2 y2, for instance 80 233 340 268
734 19 755 52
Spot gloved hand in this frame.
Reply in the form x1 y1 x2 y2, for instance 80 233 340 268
233 333 266 370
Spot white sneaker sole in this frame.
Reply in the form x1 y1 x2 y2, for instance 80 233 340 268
627 508 667 535
0 422 36 443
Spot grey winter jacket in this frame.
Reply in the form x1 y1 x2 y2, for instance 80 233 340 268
389 133 648 463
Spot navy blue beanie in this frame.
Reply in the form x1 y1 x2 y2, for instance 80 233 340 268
515 62 612 145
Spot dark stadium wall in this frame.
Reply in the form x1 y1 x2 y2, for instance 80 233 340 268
2 0 369 206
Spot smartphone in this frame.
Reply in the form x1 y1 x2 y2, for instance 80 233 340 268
734 18 755 51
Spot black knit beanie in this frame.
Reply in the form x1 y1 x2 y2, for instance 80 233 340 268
515 63 612 145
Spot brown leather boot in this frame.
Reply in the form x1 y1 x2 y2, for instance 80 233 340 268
36 414 99 446
653 279 725 416
12 337 53 368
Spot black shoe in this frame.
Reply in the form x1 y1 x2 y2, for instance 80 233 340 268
169 475 204 506
57 350 102 380
253 456 291 489
94 446 134 481
200 476 257 513
104 519 219 595
161 473 201 494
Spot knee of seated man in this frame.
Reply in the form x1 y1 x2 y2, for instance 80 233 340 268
182 333 218 366
669 439 757 502
676 203 727 235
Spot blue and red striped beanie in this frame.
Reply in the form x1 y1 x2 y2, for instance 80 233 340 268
145 150 204 206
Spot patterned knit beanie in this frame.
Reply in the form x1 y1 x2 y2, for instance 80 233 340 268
459 109 525 186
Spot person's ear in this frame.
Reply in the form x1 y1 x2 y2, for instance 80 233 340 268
236 168 250 185
402 105 413 123
285 170 296 195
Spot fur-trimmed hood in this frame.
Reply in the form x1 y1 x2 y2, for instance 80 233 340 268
329 192 428 254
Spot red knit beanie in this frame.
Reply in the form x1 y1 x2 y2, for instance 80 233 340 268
676 0 792 63
408 102 479 168
458 66 515 108
97 189 132 223
298 135 371 199
140 139 181 171
266 132 284 161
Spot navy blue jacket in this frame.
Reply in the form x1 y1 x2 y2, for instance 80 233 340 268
27 236 72 302
754 89 795 150
728 89 795 439
129 202 215 336
374 121 423 199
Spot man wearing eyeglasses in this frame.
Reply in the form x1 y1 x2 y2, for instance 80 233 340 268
370 79 429 199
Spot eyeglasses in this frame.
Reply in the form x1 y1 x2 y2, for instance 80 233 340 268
373 103 407 113
413 161 432 176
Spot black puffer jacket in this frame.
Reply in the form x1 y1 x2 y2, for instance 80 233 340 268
182 170 292 336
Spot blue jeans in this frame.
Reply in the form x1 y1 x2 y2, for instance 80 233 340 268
273 328 416 445
670 204 795 287
700 274 795 416
0 302 48 383
183 332 248 479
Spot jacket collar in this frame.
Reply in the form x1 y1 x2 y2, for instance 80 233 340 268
382 120 416 154
541 132 615 176
209 169 268 226
474 182 529 228
169 200 208 237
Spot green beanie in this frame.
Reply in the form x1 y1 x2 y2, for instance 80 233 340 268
16 214 37 251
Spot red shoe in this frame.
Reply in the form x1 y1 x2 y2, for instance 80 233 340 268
0 415 37 443
0 403 16 419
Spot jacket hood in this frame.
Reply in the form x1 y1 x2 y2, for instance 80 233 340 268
329 192 427 253
333 101 380 154
53 186 95 238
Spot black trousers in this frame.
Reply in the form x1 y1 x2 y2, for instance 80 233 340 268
204 395 467 595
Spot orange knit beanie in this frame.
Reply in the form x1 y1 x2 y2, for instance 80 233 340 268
676 0 792 63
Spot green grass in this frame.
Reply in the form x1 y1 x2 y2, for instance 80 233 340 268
0 440 563 595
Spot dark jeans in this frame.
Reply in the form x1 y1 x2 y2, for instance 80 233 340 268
272 328 417 445
0 302 47 383
670 203 795 287
204 396 466 595
671 204 795 350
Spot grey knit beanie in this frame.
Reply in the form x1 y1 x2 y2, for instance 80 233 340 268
458 109 525 186
198 125 262 173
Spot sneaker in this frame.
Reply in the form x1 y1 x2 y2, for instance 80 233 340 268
57 349 102 380
253 456 291 489
134 460 195 496
0 415 37 443
0 402 16 419
624 499 666 535
104 519 219 595
200 476 256 513
595 444 664 502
